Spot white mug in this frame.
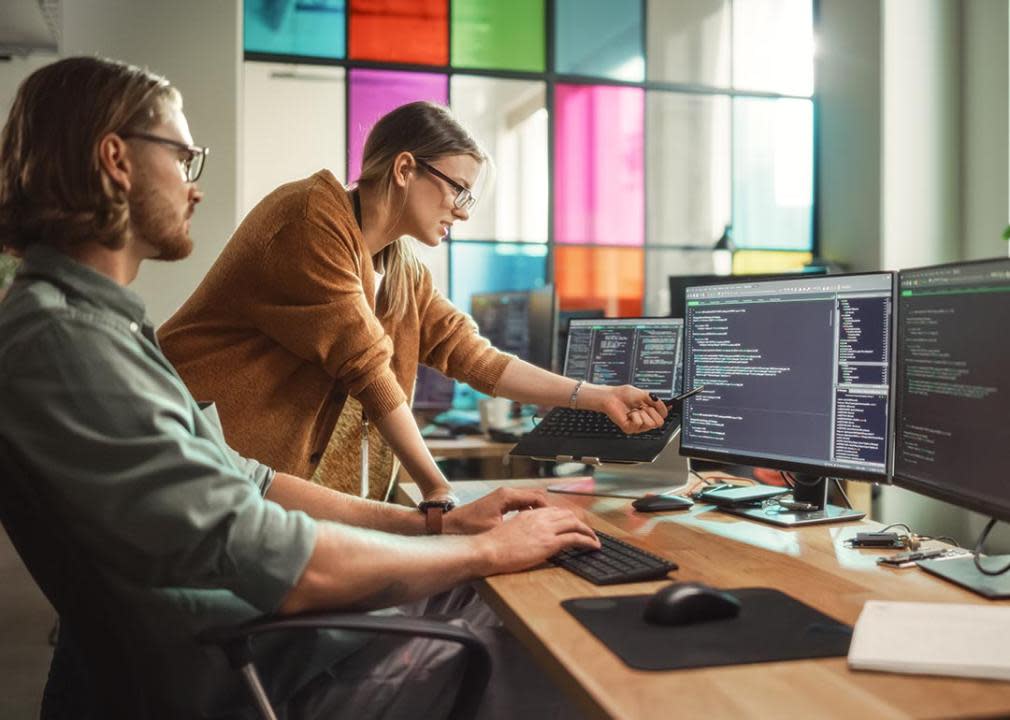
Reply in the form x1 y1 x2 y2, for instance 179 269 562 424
479 397 512 432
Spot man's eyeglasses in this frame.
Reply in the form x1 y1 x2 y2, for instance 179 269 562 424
121 132 209 183
416 158 477 211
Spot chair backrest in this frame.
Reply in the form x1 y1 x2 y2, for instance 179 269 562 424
0 439 152 719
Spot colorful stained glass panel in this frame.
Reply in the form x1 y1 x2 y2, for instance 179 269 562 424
555 0 643 81
244 0 346 58
349 0 448 65
451 0 545 72
449 242 548 311
555 246 643 317
646 0 730 86
347 69 448 180
554 84 644 246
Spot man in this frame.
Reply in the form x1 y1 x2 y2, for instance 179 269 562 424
0 56 598 718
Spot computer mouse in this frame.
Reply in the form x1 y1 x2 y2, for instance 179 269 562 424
642 582 741 626
631 494 694 512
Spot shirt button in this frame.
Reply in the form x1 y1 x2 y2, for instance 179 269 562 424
129 322 139 333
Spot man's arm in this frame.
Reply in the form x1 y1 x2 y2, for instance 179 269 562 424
278 504 598 614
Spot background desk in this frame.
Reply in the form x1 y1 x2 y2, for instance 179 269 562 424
398 436 538 484
398 479 1010 720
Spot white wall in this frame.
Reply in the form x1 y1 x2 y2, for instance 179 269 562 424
57 0 242 325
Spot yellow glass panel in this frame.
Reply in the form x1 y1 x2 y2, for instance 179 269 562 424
732 250 813 274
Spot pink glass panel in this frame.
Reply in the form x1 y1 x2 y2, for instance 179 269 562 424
348 69 449 180
554 84 644 246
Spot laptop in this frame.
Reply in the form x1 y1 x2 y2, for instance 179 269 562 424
510 317 684 466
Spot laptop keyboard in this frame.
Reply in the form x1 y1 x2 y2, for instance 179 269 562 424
550 531 678 585
533 408 678 440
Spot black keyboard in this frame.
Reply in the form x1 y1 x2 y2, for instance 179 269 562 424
550 531 677 585
534 408 678 440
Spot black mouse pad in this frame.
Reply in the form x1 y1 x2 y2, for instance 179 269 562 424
561 588 851 671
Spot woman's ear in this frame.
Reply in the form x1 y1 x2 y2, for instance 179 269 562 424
392 151 415 189
98 132 132 193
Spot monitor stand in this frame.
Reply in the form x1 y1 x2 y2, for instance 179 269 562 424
723 474 865 527
916 555 1010 599
547 435 691 499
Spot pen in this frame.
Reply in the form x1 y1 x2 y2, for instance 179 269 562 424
650 386 705 407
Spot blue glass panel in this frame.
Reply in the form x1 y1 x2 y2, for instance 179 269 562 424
555 0 643 81
449 242 548 311
732 97 813 250
244 0 346 59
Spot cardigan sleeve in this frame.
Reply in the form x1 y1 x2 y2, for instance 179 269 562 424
415 268 514 396
247 218 406 420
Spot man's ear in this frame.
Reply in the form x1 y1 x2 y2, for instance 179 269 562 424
391 151 415 189
98 133 132 193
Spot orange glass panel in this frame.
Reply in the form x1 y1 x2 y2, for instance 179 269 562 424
555 247 643 317
349 0 448 65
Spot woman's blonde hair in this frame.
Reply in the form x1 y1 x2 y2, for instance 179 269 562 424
0 56 180 253
357 101 488 320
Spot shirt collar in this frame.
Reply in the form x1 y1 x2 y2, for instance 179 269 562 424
19 244 148 325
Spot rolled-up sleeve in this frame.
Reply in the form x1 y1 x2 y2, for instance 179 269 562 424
1 319 315 614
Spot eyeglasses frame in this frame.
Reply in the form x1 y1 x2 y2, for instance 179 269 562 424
415 158 477 211
120 132 210 183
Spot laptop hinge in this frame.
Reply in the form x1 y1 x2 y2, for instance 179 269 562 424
580 456 602 466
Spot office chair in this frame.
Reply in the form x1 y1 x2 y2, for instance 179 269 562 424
0 439 491 719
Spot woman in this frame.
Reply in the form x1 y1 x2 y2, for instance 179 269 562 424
159 101 667 504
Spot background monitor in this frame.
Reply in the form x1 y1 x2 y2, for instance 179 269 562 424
470 285 556 371
554 309 606 373
680 273 894 524
891 258 1010 596
893 258 1010 521
668 268 828 319
413 364 456 412
562 317 684 395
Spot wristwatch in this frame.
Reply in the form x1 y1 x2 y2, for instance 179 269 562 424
418 499 456 535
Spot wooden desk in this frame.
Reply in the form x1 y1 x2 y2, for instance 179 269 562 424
424 436 517 461
398 479 1010 720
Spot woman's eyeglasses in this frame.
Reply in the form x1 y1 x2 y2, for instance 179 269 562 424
416 158 477 211
121 132 209 183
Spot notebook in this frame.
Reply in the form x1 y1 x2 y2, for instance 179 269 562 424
848 600 1010 681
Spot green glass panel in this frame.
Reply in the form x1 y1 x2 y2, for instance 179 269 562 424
451 0 545 72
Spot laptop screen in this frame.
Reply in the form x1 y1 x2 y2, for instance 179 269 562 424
562 318 684 395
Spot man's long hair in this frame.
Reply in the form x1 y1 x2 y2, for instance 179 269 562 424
0 56 180 254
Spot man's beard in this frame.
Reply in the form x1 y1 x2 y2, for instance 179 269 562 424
129 186 193 261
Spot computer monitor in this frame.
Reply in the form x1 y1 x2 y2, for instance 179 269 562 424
563 317 684 395
553 309 606 373
470 286 556 370
413 364 456 412
892 258 1010 597
680 272 894 526
549 317 691 498
668 269 828 319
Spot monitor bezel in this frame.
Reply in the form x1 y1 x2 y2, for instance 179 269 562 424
890 257 1010 523
678 270 896 483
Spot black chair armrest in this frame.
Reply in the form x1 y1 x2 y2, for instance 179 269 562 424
200 612 491 720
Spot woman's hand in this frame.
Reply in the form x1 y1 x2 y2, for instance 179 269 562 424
579 383 668 434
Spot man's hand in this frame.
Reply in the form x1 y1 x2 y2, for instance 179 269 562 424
445 487 558 534
581 383 668 433
474 506 600 576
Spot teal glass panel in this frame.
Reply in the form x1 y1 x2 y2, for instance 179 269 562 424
555 0 643 81
449 242 548 311
451 0 545 72
244 0 346 59
732 97 814 250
